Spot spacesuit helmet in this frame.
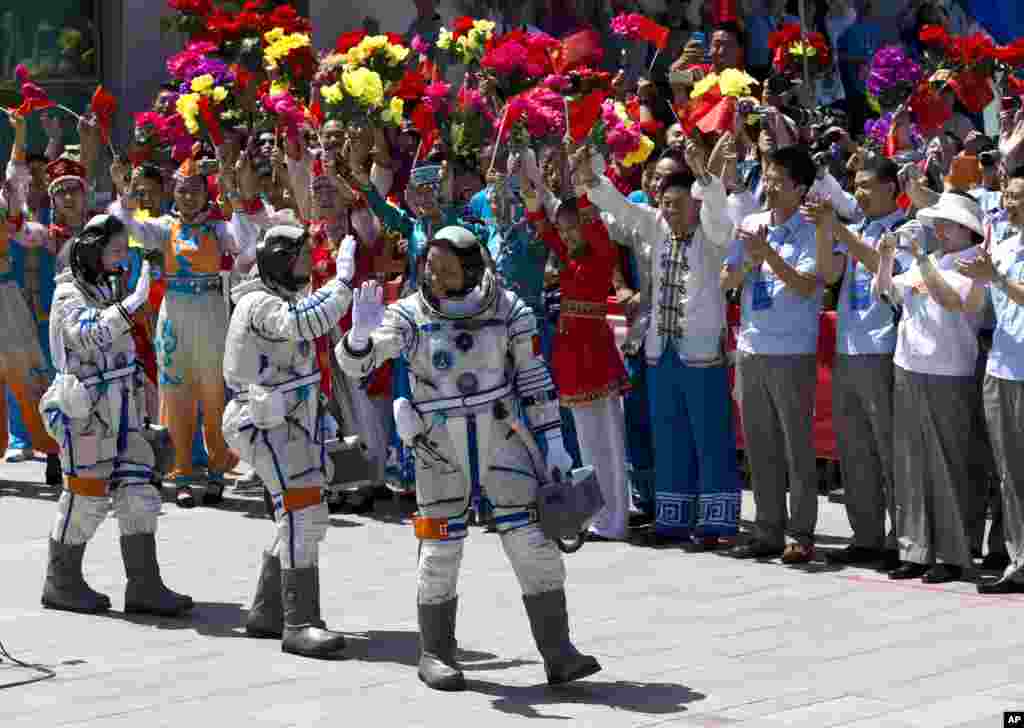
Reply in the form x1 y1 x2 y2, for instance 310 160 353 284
69 213 127 291
256 225 311 296
422 225 490 300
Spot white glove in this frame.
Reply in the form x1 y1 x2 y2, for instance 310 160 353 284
348 280 385 350
122 261 151 314
393 397 426 446
335 234 357 284
543 430 574 482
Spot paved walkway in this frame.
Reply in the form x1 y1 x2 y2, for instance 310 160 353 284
1 458 1022 727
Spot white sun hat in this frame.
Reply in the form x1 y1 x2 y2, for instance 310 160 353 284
916 192 984 237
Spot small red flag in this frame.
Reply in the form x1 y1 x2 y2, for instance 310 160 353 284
635 17 670 50
90 85 118 145
551 29 604 74
568 90 608 144
884 123 898 158
411 101 437 156
196 96 224 147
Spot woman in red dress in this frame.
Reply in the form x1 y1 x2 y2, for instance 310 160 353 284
523 175 631 541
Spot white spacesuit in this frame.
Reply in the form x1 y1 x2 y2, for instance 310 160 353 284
40 214 192 617
336 226 600 690
222 225 354 659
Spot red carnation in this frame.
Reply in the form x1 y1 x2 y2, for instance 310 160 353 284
452 16 475 40
386 32 406 47
919 24 951 50
267 4 311 34
768 23 802 52
208 9 244 39
168 0 212 16
393 69 428 101
959 33 996 66
336 30 367 54
994 39 1024 68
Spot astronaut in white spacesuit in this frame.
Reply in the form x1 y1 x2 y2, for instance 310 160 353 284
40 214 192 617
222 225 355 659
336 225 601 690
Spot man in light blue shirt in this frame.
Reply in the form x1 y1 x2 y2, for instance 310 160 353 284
721 146 825 563
810 156 909 569
960 169 1024 594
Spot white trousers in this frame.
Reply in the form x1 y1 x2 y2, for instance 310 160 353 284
417 523 566 605
572 395 630 540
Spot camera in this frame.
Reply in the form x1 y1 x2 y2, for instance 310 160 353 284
979 149 1001 167
196 158 220 176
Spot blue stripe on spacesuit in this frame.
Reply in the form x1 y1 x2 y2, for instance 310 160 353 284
59 493 75 544
287 510 296 567
263 430 288 489
467 414 480 491
116 383 129 454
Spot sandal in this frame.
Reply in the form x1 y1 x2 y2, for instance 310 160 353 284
203 473 226 506
170 472 197 509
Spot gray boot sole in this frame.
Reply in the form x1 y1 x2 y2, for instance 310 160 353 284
245 623 283 639
417 670 466 691
546 656 602 685
41 595 110 614
281 632 346 659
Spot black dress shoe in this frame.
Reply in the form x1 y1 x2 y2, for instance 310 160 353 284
981 552 1011 572
826 546 881 565
729 541 783 559
879 550 902 572
922 564 962 584
977 579 1024 595
888 562 929 580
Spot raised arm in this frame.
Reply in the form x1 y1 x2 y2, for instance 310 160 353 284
249 238 357 341
364 182 415 239
336 281 415 379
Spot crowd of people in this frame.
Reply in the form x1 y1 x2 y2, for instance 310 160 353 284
2 0 1024 682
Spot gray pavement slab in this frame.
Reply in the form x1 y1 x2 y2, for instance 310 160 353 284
1 457 1022 727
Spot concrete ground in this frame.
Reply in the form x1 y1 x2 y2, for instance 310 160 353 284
1 457 1022 728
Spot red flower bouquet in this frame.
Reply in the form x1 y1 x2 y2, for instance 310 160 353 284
769 23 830 77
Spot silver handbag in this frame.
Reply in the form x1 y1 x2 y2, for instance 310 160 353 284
536 466 605 543
141 424 175 477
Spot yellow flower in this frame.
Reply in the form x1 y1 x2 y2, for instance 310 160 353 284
789 42 817 58
176 93 200 135
718 68 757 98
456 36 469 52
623 134 655 167
473 19 495 35
320 82 344 105
342 67 384 107
264 28 285 45
265 32 311 68
437 29 452 50
690 73 720 99
270 79 290 96
190 74 214 93
386 43 410 65
380 97 404 126
212 86 228 103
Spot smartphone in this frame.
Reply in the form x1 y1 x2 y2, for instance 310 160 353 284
196 158 220 176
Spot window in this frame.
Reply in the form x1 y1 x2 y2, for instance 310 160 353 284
0 0 100 83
